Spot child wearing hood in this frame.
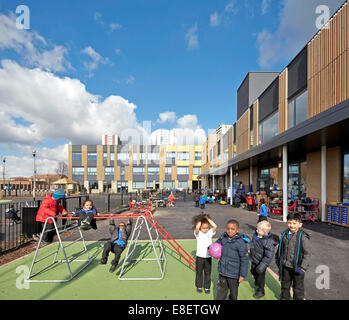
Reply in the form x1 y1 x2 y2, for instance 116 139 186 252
249 220 279 299
215 219 250 300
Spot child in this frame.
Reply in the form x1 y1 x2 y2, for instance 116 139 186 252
215 219 250 300
5 205 21 224
192 213 217 294
258 198 268 222
233 191 241 208
99 218 133 273
249 220 279 299
275 212 310 300
199 194 206 209
73 199 99 230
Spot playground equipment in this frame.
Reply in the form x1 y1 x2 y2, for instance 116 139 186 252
25 210 196 283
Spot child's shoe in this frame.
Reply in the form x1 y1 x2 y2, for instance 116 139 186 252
204 289 210 294
80 221 91 230
196 287 202 293
109 265 117 273
253 291 265 299
98 259 107 264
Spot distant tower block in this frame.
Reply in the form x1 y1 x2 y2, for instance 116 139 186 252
102 134 120 145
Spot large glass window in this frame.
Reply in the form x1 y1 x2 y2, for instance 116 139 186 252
178 182 188 189
289 164 300 198
87 167 97 175
193 167 201 175
72 167 84 175
117 153 129 161
110 153 115 161
343 153 349 202
259 111 278 144
133 182 144 189
105 167 114 176
72 153 82 161
146 181 154 189
133 167 145 175
148 153 160 161
166 152 176 160
163 181 174 189
148 167 159 175
177 167 189 175
103 153 108 161
87 153 97 161
288 90 308 129
195 152 202 161
165 167 172 175
120 167 125 176
177 152 189 161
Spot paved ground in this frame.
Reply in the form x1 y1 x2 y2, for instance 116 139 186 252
65 199 349 300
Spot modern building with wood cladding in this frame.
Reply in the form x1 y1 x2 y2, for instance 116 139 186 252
68 143 203 193
201 0 349 222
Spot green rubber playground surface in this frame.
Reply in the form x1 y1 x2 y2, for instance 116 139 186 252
0 240 280 300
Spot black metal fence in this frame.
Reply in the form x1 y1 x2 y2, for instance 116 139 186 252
0 190 194 253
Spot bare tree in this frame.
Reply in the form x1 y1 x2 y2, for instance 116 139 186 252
56 161 68 177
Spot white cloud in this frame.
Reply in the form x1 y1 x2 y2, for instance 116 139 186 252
126 75 135 84
0 13 71 72
185 22 199 50
0 60 146 146
257 0 345 68
177 114 198 129
210 12 220 27
109 23 122 32
156 111 177 124
81 46 109 72
261 0 272 15
94 12 102 21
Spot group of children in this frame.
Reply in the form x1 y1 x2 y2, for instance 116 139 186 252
193 211 310 300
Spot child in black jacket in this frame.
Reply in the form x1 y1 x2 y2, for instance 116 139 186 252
72 199 99 230
99 218 133 273
275 212 310 300
249 220 279 299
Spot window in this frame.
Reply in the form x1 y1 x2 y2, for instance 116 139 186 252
193 167 201 175
133 182 144 189
120 167 125 176
223 152 228 161
195 152 202 161
72 153 82 161
288 90 308 129
110 153 115 161
217 141 221 156
133 167 145 175
148 167 159 175
289 164 300 198
250 129 254 147
177 167 189 175
89 181 98 189
105 167 114 176
177 152 189 161
148 153 160 161
146 181 154 189
103 153 108 161
178 182 188 189
133 153 138 161
87 167 97 175
117 181 128 188
166 152 176 160
163 181 174 189
87 153 97 161
259 111 278 144
72 167 84 175
117 153 129 161
343 152 349 202
165 167 172 175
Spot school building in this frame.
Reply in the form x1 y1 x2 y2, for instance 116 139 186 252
68 144 203 193
200 1 349 222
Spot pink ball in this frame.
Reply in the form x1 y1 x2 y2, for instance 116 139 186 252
208 242 222 259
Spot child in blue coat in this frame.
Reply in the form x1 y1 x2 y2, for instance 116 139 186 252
258 198 268 222
215 219 250 300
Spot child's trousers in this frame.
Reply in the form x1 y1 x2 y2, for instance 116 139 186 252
101 242 125 266
280 266 305 300
195 257 212 289
216 274 240 300
250 263 266 294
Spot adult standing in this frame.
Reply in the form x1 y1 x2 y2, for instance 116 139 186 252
35 189 67 245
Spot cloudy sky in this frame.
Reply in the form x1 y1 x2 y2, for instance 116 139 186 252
0 0 346 177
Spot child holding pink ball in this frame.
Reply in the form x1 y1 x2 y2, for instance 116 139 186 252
192 213 217 294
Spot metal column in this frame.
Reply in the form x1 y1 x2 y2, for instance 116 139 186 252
230 166 233 206
321 145 327 222
283 145 288 222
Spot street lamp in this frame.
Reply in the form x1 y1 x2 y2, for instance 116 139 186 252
32 150 36 201
2 157 5 198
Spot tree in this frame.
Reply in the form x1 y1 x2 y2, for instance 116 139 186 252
56 161 68 177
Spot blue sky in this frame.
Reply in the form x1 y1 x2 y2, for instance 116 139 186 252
0 0 346 176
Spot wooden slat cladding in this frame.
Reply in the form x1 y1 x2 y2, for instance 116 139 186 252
308 1 348 118
278 69 288 133
253 100 259 147
236 109 249 155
